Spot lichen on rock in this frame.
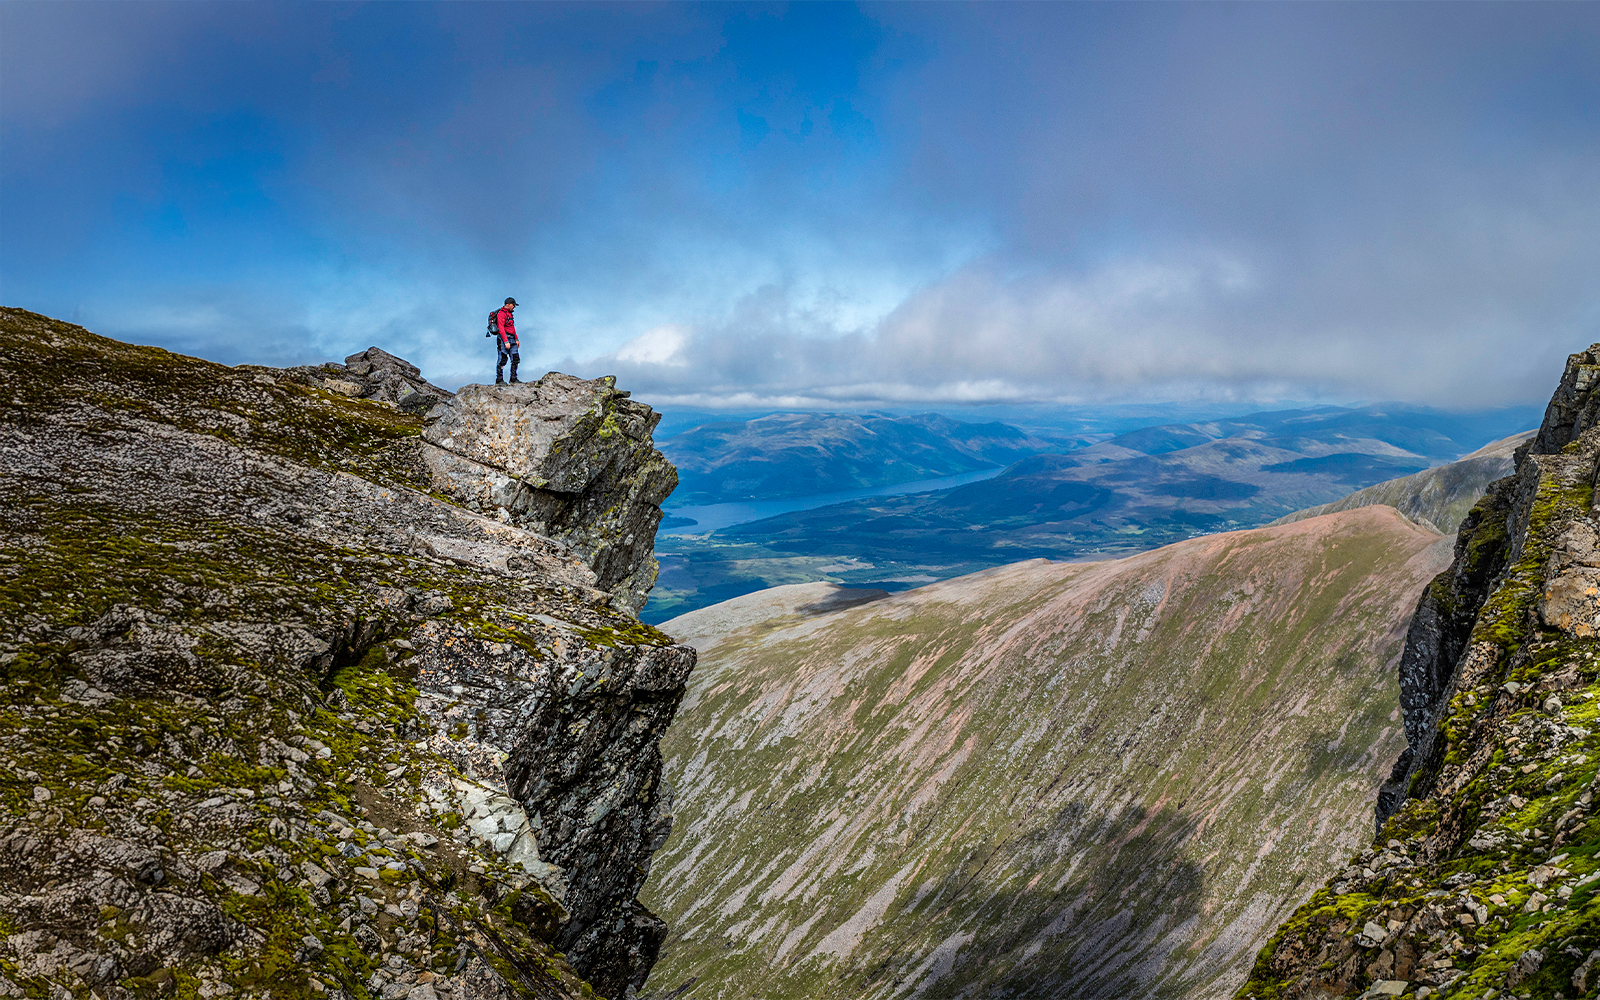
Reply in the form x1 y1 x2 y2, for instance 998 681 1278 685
1240 346 1600 999
0 307 692 1000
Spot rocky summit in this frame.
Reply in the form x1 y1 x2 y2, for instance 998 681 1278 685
1240 348 1600 999
0 308 693 1000
643 506 1452 999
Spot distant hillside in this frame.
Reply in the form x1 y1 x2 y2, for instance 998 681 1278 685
658 412 1072 504
644 406 1539 622
1269 429 1533 535
643 507 1453 999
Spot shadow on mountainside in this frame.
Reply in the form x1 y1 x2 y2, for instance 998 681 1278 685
846 801 1208 1000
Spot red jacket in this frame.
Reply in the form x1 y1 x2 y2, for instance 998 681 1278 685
496 307 518 348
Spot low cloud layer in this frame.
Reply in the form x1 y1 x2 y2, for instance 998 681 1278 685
3 3 1596 409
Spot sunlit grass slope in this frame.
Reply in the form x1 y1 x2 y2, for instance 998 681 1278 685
643 506 1451 999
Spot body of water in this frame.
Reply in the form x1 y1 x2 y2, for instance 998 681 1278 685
659 465 1008 535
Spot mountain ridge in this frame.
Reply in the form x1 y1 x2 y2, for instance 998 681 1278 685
1270 430 1534 536
659 411 1072 505
1240 347 1600 998
647 406 1541 623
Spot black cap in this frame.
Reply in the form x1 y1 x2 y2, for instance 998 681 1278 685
505 297 518 306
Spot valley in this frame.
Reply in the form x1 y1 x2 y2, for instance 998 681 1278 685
658 412 1074 505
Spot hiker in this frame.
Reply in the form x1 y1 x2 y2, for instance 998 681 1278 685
492 297 520 385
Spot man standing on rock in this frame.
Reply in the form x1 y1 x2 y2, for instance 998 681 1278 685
494 297 520 385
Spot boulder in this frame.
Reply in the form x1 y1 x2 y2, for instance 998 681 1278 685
420 373 677 614
286 346 456 414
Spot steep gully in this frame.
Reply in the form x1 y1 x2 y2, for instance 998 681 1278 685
643 509 1451 999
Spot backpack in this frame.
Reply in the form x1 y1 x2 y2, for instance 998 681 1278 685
486 311 500 338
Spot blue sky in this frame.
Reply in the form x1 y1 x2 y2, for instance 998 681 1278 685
2 2 1597 408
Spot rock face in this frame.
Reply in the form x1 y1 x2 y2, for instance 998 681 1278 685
0 308 691 999
1271 430 1534 536
421 376 677 615
643 507 1451 1000
1240 347 1600 999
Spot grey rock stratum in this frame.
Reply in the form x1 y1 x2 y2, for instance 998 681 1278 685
421 376 677 615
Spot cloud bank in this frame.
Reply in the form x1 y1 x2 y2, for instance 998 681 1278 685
2 2 1597 409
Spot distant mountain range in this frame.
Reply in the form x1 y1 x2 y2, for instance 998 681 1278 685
1269 429 1531 535
644 403 1540 622
644 506 1452 999
658 411 1078 504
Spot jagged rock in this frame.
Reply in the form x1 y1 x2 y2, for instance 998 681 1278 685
1507 947 1545 986
0 829 234 984
1574 947 1600 992
282 345 456 415
1242 345 1600 999
420 375 677 613
1539 521 1600 636
0 308 692 1000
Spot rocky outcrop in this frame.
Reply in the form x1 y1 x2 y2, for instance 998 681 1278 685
420 376 677 615
0 308 691 999
281 346 458 415
644 507 1451 1000
1239 348 1600 999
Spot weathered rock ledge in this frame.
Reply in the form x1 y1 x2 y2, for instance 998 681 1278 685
420 376 677 616
0 308 693 1000
1239 347 1600 999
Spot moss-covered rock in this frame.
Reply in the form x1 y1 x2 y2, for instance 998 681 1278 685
0 308 692 1000
1240 345 1600 999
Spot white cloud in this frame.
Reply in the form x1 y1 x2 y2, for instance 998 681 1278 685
613 325 690 366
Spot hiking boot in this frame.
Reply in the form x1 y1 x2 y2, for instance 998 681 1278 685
495 377 506 385
509 376 521 384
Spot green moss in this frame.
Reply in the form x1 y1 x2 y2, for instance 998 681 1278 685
568 616 674 648
1378 798 1440 844
1474 473 1593 649
0 308 620 999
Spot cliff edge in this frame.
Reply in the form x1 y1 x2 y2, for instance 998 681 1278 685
0 307 693 1000
1239 347 1600 999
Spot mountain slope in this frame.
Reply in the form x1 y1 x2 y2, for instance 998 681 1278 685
1270 430 1534 536
643 506 1452 1000
0 308 690 999
659 412 1068 504
1239 348 1600 999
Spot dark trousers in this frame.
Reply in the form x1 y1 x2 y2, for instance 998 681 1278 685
496 343 519 382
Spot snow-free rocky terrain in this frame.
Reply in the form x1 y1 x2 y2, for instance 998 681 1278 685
0 308 692 1000
1239 347 1600 999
